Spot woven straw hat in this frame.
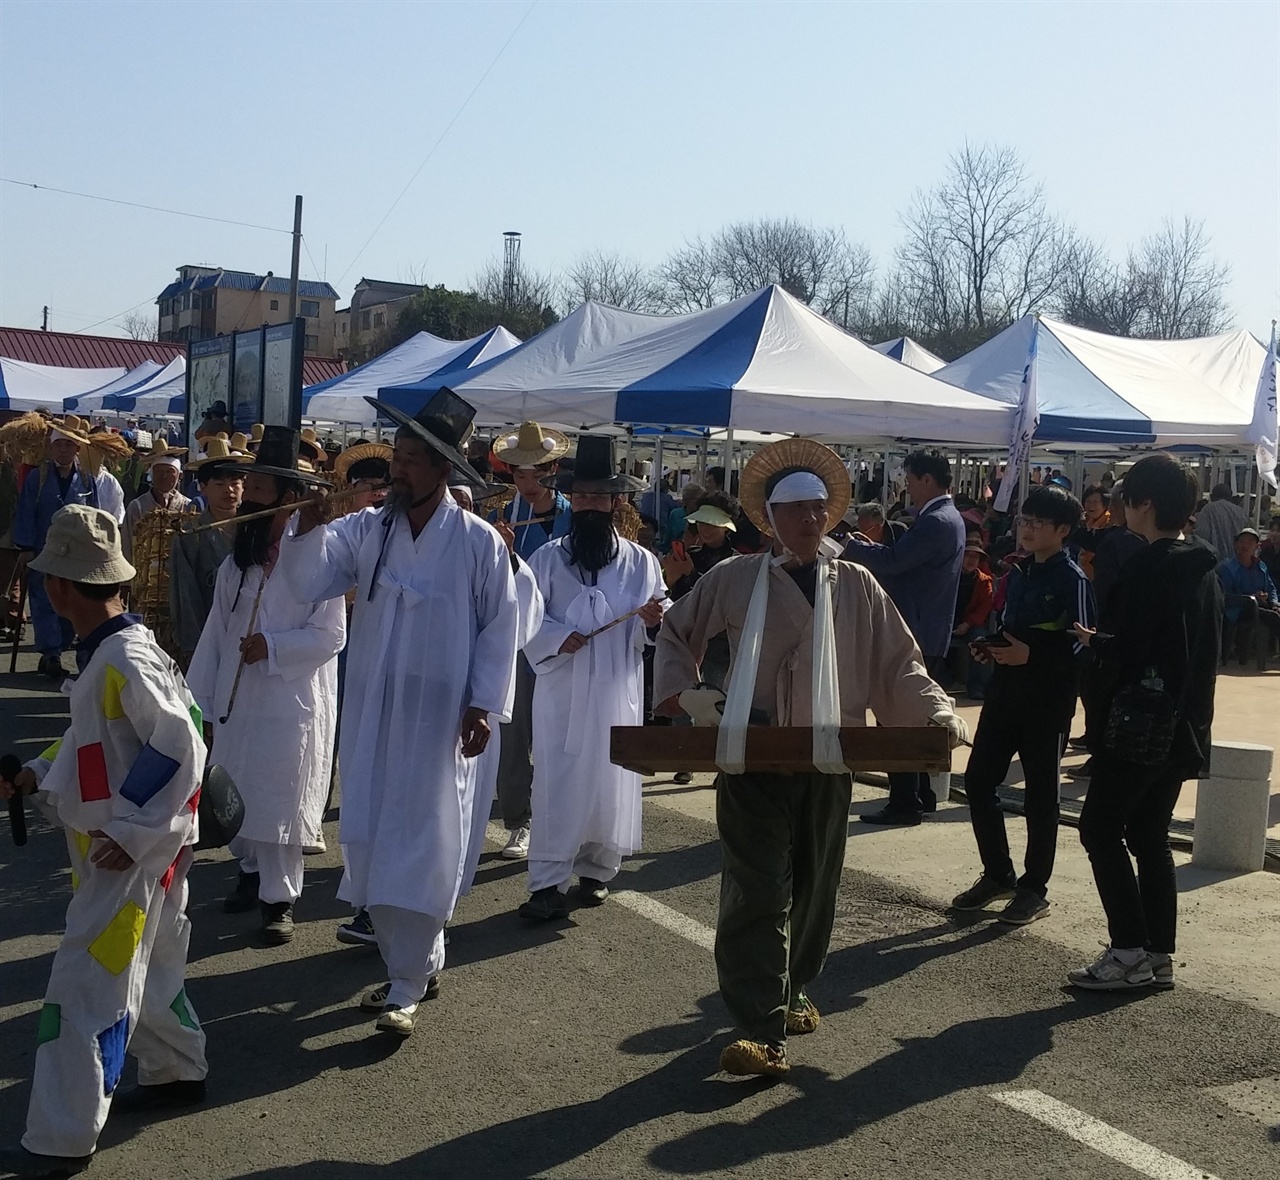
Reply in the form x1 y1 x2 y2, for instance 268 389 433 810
739 438 851 536
186 435 252 472
49 413 94 447
30 505 137 584
139 437 188 466
492 421 570 468
333 441 393 483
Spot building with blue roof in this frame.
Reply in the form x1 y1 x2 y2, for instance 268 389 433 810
156 264 340 355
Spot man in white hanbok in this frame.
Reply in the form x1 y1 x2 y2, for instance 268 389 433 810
187 428 344 947
520 436 666 921
281 390 518 1037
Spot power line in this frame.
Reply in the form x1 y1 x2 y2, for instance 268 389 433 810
69 296 157 335
301 234 322 283
335 0 538 285
0 177 291 234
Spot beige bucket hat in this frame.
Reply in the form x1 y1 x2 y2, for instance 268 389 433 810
30 505 137 584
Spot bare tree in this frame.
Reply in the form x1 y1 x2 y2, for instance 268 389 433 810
119 310 158 341
1131 217 1231 338
1056 236 1150 337
562 250 661 312
473 258 559 314
895 142 1071 353
655 236 722 313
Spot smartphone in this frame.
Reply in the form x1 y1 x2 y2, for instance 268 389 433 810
970 634 1011 649
671 541 688 561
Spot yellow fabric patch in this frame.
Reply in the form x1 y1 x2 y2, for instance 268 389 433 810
70 870 80 892
102 665 127 721
71 830 93 861
39 738 63 763
88 901 146 976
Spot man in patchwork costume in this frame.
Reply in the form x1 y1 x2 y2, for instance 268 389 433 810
0 506 208 1178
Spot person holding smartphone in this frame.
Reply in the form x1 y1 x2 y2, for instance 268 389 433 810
951 484 1095 926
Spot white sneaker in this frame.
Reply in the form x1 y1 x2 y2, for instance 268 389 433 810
303 837 326 855
1068 945 1155 991
501 825 530 860
1148 952 1175 990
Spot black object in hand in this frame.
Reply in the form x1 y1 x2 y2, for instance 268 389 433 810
0 753 27 847
970 634 1012 649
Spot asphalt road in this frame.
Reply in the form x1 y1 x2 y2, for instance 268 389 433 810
2 790 1279 1180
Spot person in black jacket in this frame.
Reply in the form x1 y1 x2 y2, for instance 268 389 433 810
1069 454 1220 991
951 484 1095 925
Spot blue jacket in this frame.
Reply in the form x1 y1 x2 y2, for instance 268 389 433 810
845 495 966 658
14 463 101 552
489 491 571 561
1217 557 1278 622
987 549 1096 727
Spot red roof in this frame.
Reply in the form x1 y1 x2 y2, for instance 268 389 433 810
0 326 345 386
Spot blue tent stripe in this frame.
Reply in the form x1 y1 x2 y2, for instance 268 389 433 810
614 289 773 427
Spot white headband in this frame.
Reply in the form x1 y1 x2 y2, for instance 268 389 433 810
151 456 182 470
767 470 828 505
49 428 79 444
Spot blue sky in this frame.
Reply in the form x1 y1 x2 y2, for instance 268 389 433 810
1 0 1275 339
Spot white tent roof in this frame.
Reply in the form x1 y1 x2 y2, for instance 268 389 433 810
872 336 947 374
935 315 1267 448
395 287 1012 446
1 358 127 413
65 361 166 412
114 357 187 416
303 328 521 424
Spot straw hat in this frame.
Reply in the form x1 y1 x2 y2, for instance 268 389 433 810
49 413 94 447
333 441 393 483
228 431 252 453
138 438 188 466
739 438 851 536
299 427 325 464
186 435 252 472
50 413 132 475
244 426 330 487
29 505 136 584
250 423 265 443
492 421 570 468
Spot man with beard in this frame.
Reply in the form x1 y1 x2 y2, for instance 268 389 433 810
487 422 572 861
280 390 518 1037
519 436 666 921
186 428 344 946
168 438 248 668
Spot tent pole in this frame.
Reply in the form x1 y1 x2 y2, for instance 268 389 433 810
623 429 633 479
725 427 735 492
698 438 708 484
881 449 891 506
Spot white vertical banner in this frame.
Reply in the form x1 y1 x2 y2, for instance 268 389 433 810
994 320 1040 513
1246 321 1277 491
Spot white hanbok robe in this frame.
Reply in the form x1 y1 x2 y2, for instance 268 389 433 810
523 536 665 880
186 545 344 848
278 496 518 921
460 554 545 895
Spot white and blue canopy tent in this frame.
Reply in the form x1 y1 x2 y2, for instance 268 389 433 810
873 336 947 374
382 286 1013 446
111 357 187 416
64 361 165 413
935 314 1267 448
1 358 127 413
303 327 520 425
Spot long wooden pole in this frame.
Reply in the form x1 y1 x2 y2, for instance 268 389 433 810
219 573 268 725
535 597 662 664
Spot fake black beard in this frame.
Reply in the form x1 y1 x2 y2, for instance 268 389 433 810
568 510 618 573
233 500 278 570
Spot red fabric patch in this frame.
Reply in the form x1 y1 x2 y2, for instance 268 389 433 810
160 851 181 893
186 786 201 814
76 743 111 802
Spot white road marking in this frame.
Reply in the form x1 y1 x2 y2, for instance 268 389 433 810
992 1089 1222 1180
612 891 717 952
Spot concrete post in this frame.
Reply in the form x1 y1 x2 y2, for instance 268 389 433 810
1192 742 1274 872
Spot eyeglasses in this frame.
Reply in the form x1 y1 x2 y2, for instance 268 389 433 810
1015 516 1056 529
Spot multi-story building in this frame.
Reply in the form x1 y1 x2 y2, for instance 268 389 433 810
156 265 340 356
334 277 423 361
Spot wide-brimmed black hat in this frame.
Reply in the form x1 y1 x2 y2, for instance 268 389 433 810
244 425 331 487
364 387 486 488
544 434 644 494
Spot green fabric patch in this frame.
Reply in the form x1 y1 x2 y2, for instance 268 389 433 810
188 702 202 732
36 1002 61 1045
170 989 199 1031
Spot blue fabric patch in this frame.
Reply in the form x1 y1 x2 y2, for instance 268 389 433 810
120 743 181 807
98 1013 129 1095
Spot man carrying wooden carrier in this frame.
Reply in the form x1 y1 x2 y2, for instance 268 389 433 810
652 438 968 1077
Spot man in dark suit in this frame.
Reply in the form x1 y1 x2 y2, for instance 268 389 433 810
846 450 966 824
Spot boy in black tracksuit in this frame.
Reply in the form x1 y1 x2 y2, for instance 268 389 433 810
953 485 1096 925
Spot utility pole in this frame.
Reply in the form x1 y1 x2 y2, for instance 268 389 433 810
41 305 49 331
288 195 303 322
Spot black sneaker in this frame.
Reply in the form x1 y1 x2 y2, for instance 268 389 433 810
111 1078 206 1116
36 655 68 681
951 875 1017 911
0 1144 92 1176
859 805 923 826
1067 735 1090 751
997 888 1051 925
578 877 609 906
519 886 570 922
336 908 377 946
261 901 295 944
223 870 260 913
1065 758 1094 780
